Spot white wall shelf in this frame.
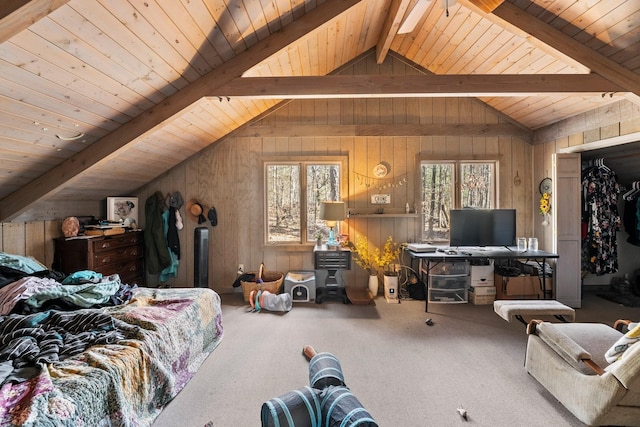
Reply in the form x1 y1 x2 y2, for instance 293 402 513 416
347 213 419 218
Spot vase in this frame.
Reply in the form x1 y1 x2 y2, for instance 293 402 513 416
368 274 378 297
383 274 399 301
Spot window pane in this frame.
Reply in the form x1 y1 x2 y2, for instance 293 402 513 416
266 164 301 242
460 163 494 208
307 164 341 242
420 163 454 242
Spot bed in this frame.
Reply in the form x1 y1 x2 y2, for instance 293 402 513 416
0 251 223 427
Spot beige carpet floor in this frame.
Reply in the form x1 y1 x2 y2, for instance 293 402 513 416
152 290 638 427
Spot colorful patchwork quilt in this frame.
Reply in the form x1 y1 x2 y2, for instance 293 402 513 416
0 286 223 426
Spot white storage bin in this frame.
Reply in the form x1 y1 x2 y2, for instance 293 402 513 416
471 261 494 286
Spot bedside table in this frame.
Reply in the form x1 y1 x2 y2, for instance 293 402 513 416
314 246 351 303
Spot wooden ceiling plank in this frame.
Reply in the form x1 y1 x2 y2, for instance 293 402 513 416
96 0 201 84
128 0 212 77
0 0 364 221
214 74 624 98
156 0 224 70
489 1 640 95
585 10 640 56
357 0 382 54
459 0 589 73
0 45 147 117
273 0 294 28
31 17 171 103
70 1 190 89
0 60 136 124
179 0 234 61
256 0 283 34
9 29 158 109
49 6 180 97
420 6 459 68
242 0 272 42
0 0 70 43
0 77 126 128
443 14 489 71
342 2 368 63
431 8 482 73
376 0 412 64
448 22 505 74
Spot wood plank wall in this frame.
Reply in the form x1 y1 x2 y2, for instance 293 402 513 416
135 53 535 293
0 221 61 267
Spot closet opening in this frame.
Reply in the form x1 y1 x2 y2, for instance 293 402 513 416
579 141 640 306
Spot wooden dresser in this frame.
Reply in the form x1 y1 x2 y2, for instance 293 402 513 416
53 230 144 285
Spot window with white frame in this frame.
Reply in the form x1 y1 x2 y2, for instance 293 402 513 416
265 158 344 244
420 160 497 242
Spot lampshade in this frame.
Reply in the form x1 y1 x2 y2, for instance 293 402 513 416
319 201 346 223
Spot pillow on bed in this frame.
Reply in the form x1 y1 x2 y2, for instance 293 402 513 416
0 252 47 274
605 322 640 363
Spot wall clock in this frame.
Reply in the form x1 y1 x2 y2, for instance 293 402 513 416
539 177 552 194
373 163 388 178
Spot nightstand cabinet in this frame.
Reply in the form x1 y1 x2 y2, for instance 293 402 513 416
53 231 144 285
314 246 351 303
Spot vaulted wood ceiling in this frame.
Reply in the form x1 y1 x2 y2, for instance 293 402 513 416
1 0 639 221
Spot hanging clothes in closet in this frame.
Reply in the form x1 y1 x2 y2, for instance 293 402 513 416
622 181 640 246
581 159 621 275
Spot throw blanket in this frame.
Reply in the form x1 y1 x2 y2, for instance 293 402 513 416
0 287 223 427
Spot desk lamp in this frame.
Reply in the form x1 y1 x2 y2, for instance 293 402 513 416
320 201 345 247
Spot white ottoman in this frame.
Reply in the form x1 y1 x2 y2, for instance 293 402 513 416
494 300 575 325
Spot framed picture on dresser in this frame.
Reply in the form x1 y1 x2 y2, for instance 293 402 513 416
107 197 139 228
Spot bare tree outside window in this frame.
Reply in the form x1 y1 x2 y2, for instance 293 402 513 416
266 164 301 242
266 161 341 244
420 161 496 243
460 163 494 209
421 163 453 242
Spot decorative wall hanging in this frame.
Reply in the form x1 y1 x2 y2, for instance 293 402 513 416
354 171 408 191
373 163 388 178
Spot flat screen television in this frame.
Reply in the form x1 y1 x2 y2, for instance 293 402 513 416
449 208 516 247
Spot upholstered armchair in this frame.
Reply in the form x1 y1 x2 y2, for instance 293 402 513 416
525 319 640 426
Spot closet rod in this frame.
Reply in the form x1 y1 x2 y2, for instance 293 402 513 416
590 152 640 161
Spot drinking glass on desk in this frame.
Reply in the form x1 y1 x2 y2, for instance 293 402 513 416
517 237 527 252
528 237 538 251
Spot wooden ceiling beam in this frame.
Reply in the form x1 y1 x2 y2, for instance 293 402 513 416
213 74 625 99
0 0 363 221
237 123 532 142
485 1 640 96
376 0 412 64
467 0 504 13
0 0 70 44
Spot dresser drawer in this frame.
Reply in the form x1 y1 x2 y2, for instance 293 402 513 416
315 250 351 269
92 244 143 267
96 259 144 284
91 233 143 254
